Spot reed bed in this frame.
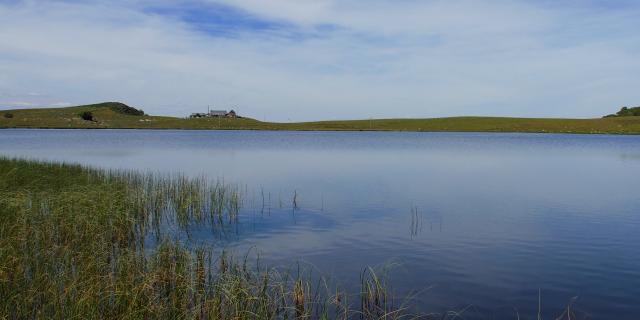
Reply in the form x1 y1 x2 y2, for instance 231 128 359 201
0 158 427 320
0 158 584 319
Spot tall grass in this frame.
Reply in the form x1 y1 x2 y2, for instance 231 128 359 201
0 158 584 319
0 158 424 319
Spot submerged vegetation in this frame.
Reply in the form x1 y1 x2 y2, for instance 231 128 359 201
2 102 640 134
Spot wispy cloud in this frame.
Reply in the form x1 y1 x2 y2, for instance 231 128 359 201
0 0 639 120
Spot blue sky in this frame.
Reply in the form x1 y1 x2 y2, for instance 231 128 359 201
0 0 639 120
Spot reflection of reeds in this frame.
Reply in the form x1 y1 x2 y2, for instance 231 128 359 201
293 190 299 210
260 187 268 215
410 206 422 239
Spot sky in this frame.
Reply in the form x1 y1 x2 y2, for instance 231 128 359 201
0 0 639 121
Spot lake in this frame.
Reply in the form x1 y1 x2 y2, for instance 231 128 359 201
1 129 639 319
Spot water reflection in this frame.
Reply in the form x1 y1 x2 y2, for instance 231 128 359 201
620 153 640 161
1 129 640 319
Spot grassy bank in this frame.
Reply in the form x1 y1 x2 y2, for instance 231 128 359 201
0 158 425 319
0 158 585 319
2 102 640 134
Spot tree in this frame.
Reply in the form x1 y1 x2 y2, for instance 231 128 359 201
80 111 94 121
603 106 640 118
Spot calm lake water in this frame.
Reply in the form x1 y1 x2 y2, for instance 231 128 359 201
1 129 639 319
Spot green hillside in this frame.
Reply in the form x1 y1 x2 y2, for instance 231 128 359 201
2 102 640 134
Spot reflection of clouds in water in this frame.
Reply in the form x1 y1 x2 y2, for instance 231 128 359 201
66 148 139 158
2 130 640 318
620 153 640 161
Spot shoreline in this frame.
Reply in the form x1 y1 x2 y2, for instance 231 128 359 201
1 126 639 136
3 103 640 135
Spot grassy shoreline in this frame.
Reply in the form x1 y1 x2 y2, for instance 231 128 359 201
0 158 585 319
0 158 423 319
2 103 640 135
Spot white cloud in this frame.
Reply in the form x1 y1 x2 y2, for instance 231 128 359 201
0 0 639 120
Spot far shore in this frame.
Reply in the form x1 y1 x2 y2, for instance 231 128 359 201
2 102 640 135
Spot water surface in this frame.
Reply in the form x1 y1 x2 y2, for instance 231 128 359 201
1 129 639 319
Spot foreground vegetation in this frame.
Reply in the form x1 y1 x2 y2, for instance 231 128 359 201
0 158 585 319
0 158 429 319
2 102 640 134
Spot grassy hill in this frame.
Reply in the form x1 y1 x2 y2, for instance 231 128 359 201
2 102 640 134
